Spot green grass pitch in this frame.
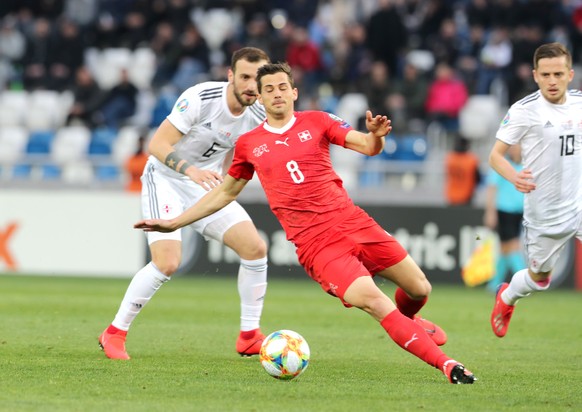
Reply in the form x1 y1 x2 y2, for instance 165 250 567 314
0 274 581 412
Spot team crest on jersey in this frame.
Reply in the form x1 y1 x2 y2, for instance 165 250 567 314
161 204 172 215
176 98 189 112
501 112 510 126
562 119 573 130
253 144 269 157
327 112 350 128
298 130 312 142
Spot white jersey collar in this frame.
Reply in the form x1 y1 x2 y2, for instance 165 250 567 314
263 115 297 134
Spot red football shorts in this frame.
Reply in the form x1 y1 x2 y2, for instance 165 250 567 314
297 209 407 307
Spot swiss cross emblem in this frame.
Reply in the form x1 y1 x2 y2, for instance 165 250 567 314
298 130 312 142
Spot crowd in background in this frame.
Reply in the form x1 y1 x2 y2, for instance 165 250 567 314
1 0 582 197
2 1 582 122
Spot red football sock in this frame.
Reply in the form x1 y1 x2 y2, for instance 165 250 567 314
381 310 449 370
106 324 126 335
395 287 427 318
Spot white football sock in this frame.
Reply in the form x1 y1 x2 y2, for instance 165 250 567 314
112 262 170 331
502 268 550 305
238 257 268 332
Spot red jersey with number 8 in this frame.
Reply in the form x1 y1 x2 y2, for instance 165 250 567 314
229 110 354 245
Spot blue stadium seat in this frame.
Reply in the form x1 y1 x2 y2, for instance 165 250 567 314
12 164 32 178
95 164 120 181
26 131 56 154
41 164 61 180
395 134 428 161
88 127 118 156
381 136 399 160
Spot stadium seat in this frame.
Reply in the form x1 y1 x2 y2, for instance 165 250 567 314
0 126 29 164
26 130 56 154
129 48 156 89
406 50 435 72
51 125 91 164
193 8 237 50
459 95 504 141
62 161 94 184
88 127 117 156
0 90 29 127
11 163 32 179
92 48 132 89
331 93 368 188
335 93 368 129
112 125 141 164
95 164 120 181
395 134 428 161
25 90 61 131
41 164 61 180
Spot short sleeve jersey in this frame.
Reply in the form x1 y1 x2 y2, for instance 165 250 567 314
229 111 354 244
496 90 582 225
150 81 266 180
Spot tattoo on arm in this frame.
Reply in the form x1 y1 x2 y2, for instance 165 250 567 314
165 151 191 175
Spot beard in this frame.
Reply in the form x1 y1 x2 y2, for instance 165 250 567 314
233 87 257 107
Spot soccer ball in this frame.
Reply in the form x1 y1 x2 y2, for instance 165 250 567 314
259 329 310 380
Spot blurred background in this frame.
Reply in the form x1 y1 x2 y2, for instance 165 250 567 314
0 0 581 288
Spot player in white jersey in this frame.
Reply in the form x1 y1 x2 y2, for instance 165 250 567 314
99 47 271 359
489 42 582 338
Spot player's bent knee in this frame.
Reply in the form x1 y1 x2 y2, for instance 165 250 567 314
152 258 181 276
238 238 267 260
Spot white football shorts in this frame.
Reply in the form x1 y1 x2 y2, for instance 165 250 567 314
140 164 251 245
523 212 582 273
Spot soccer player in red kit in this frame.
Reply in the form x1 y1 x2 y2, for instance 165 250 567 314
135 62 476 384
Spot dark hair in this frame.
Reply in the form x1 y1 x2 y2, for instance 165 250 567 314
533 42 572 69
256 62 294 92
231 47 270 71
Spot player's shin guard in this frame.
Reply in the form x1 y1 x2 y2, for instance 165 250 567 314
238 257 268 331
112 262 170 330
395 287 428 318
381 310 449 370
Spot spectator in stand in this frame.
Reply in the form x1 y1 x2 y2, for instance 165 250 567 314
0 16 26 88
20 17 52 90
149 21 178 90
170 23 211 92
457 24 486 94
124 134 149 193
330 21 373 96
465 0 493 30
424 62 468 133
94 68 138 130
66 65 105 127
365 0 408 79
507 62 537 103
445 136 481 206
47 17 85 91
387 62 429 133
117 9 149 50
357 61 391 130
241 13 274 58
286 24 323 97
475 26 513 95
418 0 454 46
425 18 462 67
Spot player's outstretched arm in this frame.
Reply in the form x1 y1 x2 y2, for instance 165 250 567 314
344 110 391 156
134 175 248 232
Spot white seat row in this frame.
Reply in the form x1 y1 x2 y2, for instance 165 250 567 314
0 90 74 130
